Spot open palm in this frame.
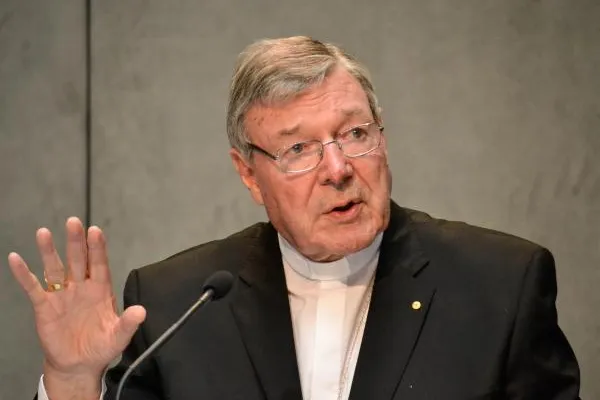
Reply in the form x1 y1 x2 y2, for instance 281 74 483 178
8 217 145 380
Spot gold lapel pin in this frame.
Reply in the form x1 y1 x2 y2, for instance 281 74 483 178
411 301 422 310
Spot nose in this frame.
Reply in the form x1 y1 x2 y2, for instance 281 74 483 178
319 140 353 188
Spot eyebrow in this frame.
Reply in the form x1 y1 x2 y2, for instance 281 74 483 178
274 107 369 138
275 124 301 137
341 107 366 117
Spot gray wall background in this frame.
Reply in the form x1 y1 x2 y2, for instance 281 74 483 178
1 0 598 398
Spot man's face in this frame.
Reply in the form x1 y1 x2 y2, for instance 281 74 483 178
230 67 391 261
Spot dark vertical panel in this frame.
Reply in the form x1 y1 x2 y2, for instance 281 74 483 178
85 0 92 228
0 0 86 398
90 0 598 398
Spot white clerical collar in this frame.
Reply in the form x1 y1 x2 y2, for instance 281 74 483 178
278 232 383 281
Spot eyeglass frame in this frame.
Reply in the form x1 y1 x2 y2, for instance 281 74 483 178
246 121 385 174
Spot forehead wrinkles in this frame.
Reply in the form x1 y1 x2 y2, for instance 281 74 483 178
293 73 363 110
245 72 370 142
272 90 368 127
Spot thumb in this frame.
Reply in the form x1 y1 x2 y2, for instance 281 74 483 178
114 305 147 351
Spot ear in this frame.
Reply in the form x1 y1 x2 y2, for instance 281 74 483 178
229 148 264 205
378 118 389 159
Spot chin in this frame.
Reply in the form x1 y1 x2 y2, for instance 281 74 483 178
314 223 380 258
284 207 389 261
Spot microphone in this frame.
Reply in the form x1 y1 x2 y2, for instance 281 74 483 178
115 270 234 400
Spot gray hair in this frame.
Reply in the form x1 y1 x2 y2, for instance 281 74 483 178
226 36 382 159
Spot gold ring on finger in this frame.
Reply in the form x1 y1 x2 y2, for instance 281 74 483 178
46 282 66 292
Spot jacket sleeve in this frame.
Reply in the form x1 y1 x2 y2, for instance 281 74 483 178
104 269 164 400
504 247 581 399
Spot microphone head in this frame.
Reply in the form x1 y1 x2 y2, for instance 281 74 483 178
202 270 234 299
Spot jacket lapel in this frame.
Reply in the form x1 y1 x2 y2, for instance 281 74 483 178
349 203 436 400
230 224 303 400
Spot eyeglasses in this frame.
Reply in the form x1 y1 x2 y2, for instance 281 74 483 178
247 122 384 173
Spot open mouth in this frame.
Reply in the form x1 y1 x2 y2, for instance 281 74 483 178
329 200 361 214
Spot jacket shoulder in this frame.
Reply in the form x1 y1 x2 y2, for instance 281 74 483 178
126 222 270 307
407 208 543 253
402 207 548 277
398 208 557 319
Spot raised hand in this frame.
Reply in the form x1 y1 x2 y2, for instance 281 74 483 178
8 217 146 399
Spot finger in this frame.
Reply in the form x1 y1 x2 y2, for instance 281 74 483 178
7 252 47 307
36 228 66 284
114 305 146 351
65 217 88 282
87 226 112 284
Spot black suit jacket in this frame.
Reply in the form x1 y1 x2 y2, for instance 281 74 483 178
104 203 580 399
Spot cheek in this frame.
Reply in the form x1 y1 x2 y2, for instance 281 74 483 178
355 155 390 196
286 178 319 213
261 174 318 218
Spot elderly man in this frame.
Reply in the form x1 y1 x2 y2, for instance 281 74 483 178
10 36 579 400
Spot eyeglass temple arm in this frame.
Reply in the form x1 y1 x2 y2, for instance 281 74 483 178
248 143 278 160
